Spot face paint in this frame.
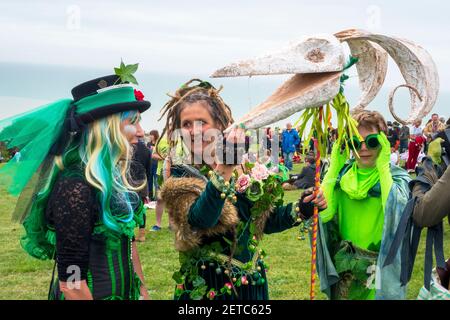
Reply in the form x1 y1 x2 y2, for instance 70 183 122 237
123 124 137 136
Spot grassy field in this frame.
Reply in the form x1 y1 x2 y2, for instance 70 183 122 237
0 162 448 300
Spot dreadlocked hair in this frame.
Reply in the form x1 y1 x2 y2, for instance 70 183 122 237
158 79 234 154
160 80 242 283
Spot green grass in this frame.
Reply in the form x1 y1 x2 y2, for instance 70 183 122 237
0 162 448 300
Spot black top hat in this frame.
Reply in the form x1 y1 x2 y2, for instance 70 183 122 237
50 75 151 155
70 75 151 126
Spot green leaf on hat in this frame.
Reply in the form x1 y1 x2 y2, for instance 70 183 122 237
114 60 139 85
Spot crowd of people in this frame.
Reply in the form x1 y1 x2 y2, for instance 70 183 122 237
0 70 449 301
385 114 450 174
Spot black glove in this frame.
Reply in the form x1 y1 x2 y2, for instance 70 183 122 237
296 188 325 220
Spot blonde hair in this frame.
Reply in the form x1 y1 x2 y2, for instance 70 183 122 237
54 112 145 234
55 114 143 191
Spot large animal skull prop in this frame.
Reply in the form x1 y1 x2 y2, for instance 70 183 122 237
211 28 439 130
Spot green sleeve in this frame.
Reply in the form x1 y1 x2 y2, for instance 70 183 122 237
320 143 347 223
376 132 394 206
263 203 296 234
188 181 226 229
320 172 339 223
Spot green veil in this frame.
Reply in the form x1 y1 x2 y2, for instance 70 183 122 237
0 99 73 218
0 99 73 259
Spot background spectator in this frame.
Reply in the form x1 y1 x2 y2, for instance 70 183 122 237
423 113 446 139
406 134 426 173
387 121 399 148
283 154 316 190
281 123 300 171
399 124 410 154
147 130 160 202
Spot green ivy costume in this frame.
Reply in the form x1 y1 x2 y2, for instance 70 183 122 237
161 164 302 300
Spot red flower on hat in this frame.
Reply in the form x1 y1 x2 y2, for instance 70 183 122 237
134 89 145 101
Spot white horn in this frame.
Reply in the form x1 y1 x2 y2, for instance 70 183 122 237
336 29 439 124
211 34 345 77
388 84 422 125
224 72 341 132
334 30 388 114
212 35 345 131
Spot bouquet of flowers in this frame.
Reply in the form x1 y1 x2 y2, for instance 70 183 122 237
236 162 284 219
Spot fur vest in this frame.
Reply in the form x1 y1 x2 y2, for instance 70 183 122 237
160 176 273 252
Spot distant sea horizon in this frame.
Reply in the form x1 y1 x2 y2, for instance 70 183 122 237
1 61 448 133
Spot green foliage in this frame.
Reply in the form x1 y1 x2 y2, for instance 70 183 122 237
295 91 361 159
172 271 183 284
246 180 264 201
334 249 353 274
349 281 367 298
114 60 139 85
248 173 284 219
192 275 206 287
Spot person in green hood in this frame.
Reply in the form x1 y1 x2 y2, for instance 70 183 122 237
318 110 411 300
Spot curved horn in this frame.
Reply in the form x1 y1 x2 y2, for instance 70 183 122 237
388 84 422 125
335 29 439 124
334 30 388 114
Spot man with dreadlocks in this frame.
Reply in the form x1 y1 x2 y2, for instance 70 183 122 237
159 79 327 300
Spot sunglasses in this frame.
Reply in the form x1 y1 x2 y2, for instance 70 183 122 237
350 134 380 151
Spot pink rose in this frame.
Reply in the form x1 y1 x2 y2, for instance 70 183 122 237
208 290 216 300
251 163 269 181
224 282 233 290
236 174 251 193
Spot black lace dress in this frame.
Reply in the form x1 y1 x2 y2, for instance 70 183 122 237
45 168 143 300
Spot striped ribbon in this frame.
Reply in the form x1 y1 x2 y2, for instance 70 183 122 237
310 106 327 300
310 137 321 299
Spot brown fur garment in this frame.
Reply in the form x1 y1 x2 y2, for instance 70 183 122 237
160 176 275 251
160 177 239 252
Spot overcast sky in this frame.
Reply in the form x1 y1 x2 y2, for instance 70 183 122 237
0 0 449 130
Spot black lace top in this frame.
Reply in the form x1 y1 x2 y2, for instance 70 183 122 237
45 175 98 282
